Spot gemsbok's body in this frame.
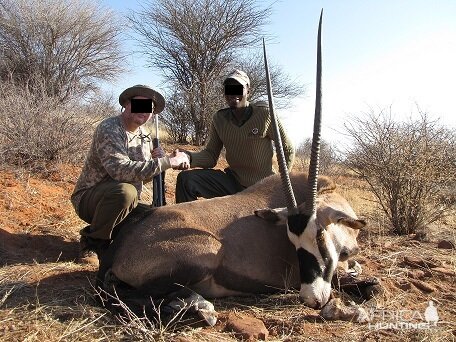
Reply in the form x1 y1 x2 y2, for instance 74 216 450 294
97 11 366 325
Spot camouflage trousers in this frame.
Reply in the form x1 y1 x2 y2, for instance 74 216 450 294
78 180 152 240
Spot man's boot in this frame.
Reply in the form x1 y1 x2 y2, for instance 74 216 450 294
78 235 99 265
78 225 112 265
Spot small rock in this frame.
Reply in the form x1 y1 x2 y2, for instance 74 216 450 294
412 232 427 241
396 281 412 291
224 313 269 341
403 256 439 269
6 199 13 210
174 337 194 342
408 269 426 279
383 241 394 249
320 298 369 323
403 240 421 247
437 240 455 249
422 269 433 277
431 267 456 276
409 279 436 293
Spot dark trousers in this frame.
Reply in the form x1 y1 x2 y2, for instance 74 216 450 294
175 169 245 203
78 180 139 240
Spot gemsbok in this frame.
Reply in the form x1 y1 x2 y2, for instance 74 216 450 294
96 10 366 325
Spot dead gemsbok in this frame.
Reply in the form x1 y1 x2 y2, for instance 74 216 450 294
96 11 366 325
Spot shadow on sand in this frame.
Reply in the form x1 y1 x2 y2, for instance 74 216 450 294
0 228 79 265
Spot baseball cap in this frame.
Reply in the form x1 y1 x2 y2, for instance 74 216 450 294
223 69 250 88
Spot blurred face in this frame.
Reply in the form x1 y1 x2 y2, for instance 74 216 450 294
123 96 154 128
224 79 249 109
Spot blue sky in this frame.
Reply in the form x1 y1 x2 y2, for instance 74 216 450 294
100 0 456 146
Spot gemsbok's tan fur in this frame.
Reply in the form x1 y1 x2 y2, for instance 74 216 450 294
96 10 366 325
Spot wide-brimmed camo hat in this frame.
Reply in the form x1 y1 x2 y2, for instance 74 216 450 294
119 84 165 114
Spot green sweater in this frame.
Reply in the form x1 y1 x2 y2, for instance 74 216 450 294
190 102 295 188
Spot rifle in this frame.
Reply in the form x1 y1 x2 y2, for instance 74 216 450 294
152 113 166 207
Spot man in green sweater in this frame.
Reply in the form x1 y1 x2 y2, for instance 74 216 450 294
175 69 295 203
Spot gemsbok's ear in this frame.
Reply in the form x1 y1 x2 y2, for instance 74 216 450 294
317 207 367 230
338 217 366 230
254 207 288 225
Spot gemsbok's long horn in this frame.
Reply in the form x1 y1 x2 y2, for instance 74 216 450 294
263 38 298 214
304 9 323 216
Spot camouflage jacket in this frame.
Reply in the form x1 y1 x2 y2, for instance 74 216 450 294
71 115 170 214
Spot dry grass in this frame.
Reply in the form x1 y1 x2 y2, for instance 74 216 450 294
0 157 455 341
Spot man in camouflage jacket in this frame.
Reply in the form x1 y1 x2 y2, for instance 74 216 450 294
71 85 189 263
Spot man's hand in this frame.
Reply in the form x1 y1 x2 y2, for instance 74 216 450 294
173 148 192 162
169 150 190 170
151 146 165 158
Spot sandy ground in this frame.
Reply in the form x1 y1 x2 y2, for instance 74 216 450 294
0 159 455 341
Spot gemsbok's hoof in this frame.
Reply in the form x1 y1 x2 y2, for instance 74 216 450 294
320 298 369 323
166 293 218 326
347 259 363 276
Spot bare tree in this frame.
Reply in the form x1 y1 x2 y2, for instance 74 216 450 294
129 0 303 145
239 52 304 107
0 0 125 102
343 107 456 235
296 138 337 175
161 89 194 144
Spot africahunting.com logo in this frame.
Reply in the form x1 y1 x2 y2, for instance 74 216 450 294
368 301 439 330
